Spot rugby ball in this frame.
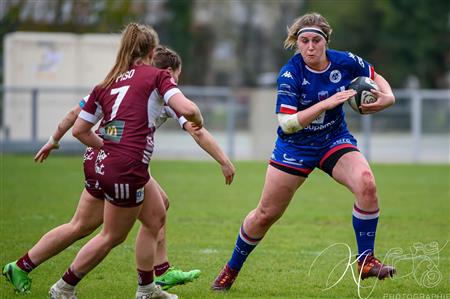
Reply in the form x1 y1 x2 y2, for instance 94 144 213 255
347 76 379 114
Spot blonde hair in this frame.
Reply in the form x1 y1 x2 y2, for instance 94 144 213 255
284 12 332 50
100 23 159 88
153 45 182 71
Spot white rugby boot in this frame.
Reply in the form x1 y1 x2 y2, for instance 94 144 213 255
135 282 178 299
49 279 77 299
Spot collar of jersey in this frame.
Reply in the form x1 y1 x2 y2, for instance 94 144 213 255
304 61 331 74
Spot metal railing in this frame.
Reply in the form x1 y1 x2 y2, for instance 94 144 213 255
0 85 239 159
1 86 449 162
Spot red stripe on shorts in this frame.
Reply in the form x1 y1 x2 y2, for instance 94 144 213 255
319 144 358 168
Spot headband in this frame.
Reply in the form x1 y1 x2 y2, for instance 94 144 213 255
297 27 328 41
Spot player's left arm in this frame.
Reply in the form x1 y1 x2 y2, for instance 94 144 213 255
72 118 103 149
184 122 235 185
34 104 82 163
361 72 395 114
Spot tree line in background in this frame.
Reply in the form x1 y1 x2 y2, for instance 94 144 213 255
1 0 449 88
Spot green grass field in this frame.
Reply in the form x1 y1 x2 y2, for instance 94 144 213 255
1 155 449 299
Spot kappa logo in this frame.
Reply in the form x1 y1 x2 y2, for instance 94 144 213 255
281 71 293 79
302 78 310 85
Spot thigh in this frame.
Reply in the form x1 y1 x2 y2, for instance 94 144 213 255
331 151 374 193
70 189 104 229
256 164 306 216
102 200 140 238
138 179 166 229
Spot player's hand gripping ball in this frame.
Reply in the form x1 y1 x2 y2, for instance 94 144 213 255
347 76 379 114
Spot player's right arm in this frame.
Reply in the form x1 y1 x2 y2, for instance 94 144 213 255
157 70 204 130
34 104 82 163
276 67 355 134
184 122 235 185
166 93 203 130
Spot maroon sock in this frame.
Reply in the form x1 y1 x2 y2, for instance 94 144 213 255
16 253 36 273
154 262 170 276
62 267 81 286
137 269 154 286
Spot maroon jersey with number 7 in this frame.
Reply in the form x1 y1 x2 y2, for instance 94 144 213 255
80 64 180 164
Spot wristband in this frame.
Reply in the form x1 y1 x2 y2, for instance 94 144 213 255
49 136 60 149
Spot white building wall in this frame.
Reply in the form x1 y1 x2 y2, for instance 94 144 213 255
3 32 119 141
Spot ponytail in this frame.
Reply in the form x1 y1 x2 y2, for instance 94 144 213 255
100 23 159 88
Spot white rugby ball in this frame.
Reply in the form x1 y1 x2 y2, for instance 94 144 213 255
347 76 379 114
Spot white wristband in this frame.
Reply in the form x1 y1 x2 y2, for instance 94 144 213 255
49 136 60 149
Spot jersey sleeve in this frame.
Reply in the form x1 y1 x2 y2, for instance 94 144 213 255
346 52 375 80
79 88 103 124
155 106 187 129
276 66 301 114
78 95 89 108
156 70 182 104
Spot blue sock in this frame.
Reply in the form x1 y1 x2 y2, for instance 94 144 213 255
227 226 262 271
352 204 379 261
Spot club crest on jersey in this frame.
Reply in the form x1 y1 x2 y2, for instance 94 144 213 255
318 90 329 101
281 71 294 79
329 70 342 83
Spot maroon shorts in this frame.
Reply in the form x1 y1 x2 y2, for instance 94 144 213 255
88 148 150 207
83 147 104 199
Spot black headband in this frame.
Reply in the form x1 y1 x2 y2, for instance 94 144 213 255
297 27 328 41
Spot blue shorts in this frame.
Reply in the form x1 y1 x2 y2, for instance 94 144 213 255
269 132 359 178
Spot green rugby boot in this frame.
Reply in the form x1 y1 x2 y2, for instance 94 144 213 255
2 262 32 293
155 267 201 290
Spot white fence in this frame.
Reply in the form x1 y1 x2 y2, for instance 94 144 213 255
0 86 448 163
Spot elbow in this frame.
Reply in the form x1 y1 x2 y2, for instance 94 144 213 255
72 125 84 140
278 114 302 134
182 102 199 119
72 127 81 139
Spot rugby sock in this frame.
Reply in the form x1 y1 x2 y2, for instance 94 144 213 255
16 252 36 273
137 269 154 286
154 262 170 276
227 225 262 271
62 267 81 286
352 204 379 261
137 282 157 294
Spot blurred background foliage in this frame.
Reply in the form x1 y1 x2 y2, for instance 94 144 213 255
1 0 449 88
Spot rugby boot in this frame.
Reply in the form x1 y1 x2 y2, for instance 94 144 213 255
135 283 178 299
211 264 239 291
358 253 396 280
155 267 201 290
2 261 32 293
49 281 77 299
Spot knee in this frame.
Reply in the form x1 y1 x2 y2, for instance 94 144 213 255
156 213 166 231
71 221 99 240
162 195 170 211
104 232 128 247
142 212 166 235
254 208 279 229
357 170 377 203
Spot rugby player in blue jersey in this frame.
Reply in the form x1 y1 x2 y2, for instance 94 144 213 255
212 12 396 291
